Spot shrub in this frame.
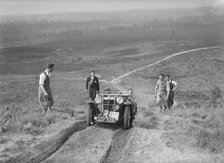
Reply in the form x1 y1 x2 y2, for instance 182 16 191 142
209 86 224 108
0 137 9 144
24 126 44 136
18 113 54 135
210 86 222 102
21 114 49 128
195 127 224 153
0 106 20 133
44 114 58 125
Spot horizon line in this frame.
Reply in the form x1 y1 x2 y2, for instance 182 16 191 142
1 6 219 17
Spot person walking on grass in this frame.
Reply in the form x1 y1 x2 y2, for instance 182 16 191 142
155 74 170 111
38 63 54 114
165 74 178 109
86 70 100 101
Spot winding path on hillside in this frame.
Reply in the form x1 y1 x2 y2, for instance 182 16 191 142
111 46 222 90
5 46 221 86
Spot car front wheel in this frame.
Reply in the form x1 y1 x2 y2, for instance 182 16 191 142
86 104 93 126
124 105 131 129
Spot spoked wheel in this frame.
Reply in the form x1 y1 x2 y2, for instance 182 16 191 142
124 105 131 129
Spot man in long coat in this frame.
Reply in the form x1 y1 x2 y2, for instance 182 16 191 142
86 70 100 101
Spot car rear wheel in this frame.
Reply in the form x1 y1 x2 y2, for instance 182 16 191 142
86 104 93 126
124 105 131 129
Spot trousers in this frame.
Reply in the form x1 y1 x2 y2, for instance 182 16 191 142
89 88 97 100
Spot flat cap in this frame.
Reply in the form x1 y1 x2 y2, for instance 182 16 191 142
48 63 54 69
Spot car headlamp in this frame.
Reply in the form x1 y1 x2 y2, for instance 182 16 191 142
95 95 102 104
116 97 124 104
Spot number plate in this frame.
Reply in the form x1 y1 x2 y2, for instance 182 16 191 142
109 112 119 121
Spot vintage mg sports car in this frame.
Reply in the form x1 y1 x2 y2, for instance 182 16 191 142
86 88 137 129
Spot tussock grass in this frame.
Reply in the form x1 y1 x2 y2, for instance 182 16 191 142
0 104 70 136
21 114 49 128
44 113 63 124
172 87 224 153
23 126 44 136
165 86 224 153
133 108 159 129
18 113 52 135
0 76 88 136
194 127 224 153
187 110 224 153
0 137 9 144
173 108 224 153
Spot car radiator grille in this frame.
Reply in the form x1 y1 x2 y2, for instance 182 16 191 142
103 99 115 111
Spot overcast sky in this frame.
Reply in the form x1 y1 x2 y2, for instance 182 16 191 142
0 0 222 15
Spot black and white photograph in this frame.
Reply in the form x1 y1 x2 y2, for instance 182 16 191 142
0 0 224 162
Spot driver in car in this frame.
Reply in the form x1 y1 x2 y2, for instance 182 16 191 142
127 88 137 127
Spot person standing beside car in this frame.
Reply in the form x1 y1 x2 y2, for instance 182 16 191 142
165 74 178 109
127 88 137 114
155 74 170 111
38 63 54 114
86 70 100 101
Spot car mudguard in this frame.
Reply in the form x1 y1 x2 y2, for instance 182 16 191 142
123 101 132 105
86 99 96 104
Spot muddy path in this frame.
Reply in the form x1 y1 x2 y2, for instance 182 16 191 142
100 127 134 163
5 120 87 163
99 108 219 163
43 123 133 163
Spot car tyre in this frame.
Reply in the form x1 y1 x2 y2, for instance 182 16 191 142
124 105 131 129
86 104 93 126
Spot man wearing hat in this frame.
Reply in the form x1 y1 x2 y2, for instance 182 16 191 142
38 63 54 114
86 70 100 101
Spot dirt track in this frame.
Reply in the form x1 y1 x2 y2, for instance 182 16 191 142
41 109 216 163
43 123 134 163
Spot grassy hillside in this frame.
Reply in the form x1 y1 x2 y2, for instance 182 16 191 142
121 46 224 154
0 9 224 160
